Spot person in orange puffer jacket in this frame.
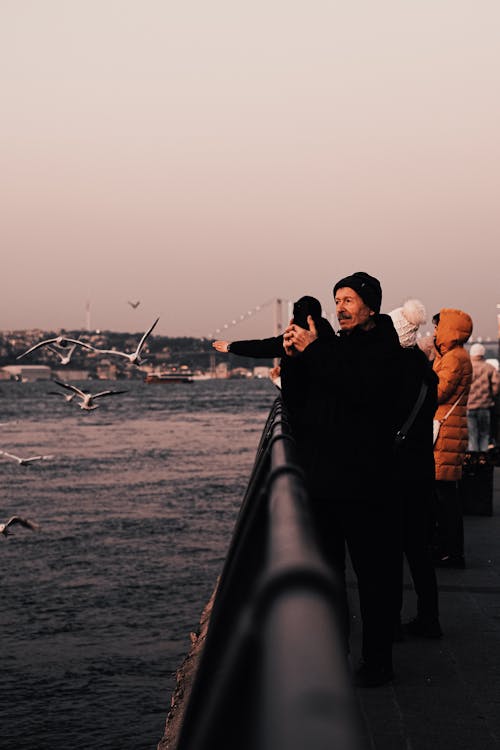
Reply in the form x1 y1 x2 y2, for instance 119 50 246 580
432 308 473 568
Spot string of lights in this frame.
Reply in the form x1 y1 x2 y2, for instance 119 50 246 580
206 298 341 339
207 298 292 339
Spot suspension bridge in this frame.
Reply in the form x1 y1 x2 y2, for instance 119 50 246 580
207 298 338 341
207 299 290 340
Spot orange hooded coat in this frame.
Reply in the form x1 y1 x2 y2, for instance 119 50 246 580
433 308 473 481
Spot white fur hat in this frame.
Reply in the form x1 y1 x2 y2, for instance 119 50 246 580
389 299 427 348
470 343 485 358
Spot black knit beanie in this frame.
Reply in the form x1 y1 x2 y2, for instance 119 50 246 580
333 271 382 314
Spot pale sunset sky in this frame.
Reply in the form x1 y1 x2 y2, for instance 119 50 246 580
2 1 499 341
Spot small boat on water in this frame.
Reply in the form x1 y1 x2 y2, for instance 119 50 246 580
145 369 194 384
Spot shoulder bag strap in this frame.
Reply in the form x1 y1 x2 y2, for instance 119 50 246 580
395 381 428 444
440 392 464 424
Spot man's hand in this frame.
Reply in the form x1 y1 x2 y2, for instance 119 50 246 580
212 340 229 353
283 315 318 355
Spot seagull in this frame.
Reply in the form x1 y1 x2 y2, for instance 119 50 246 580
0 450 54 465
0 515 40 536
91 317 159 365
53 380 128 410
128 300 141 309
46 343 79 365
17 336 94 360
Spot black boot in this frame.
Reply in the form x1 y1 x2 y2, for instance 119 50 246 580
403 616 443 639
354 660 394 688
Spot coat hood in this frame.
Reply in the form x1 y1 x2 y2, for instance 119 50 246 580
435 308 473 355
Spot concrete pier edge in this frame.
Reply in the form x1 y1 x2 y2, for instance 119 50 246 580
157 585 217 750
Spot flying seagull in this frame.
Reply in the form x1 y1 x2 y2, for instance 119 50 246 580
128 300 141 309
91 317 159 365
17 336 94 360
0 515 40 536
53 381 128 410
46 343 80 365
0 450 54 466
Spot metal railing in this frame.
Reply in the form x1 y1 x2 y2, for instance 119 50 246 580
176 397 362 750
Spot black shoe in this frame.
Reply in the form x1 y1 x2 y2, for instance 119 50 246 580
435 555 465 569
354 662 394 688
403 617 442 639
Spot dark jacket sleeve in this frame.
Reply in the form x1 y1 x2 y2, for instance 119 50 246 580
230 316 335 359
229 335 284 358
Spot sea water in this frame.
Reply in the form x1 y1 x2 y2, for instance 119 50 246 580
0 378 276 750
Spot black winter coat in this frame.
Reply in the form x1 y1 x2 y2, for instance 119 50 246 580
393 346 438 482
281 314 417 500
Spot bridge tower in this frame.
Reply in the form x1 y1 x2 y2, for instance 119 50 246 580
274 298 283 336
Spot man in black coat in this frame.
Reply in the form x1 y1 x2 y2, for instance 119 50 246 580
282 272 408 688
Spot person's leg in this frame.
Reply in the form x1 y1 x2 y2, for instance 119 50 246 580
490 404 498 448
467 410 479 452
478 408 491 453
394 484 409 637
344 494 400 682
309 499 350 653
403 481 441 636
434 480 464 566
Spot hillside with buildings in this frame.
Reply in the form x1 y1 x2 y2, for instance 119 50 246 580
0 329 274 381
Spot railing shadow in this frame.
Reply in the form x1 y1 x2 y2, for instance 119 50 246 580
176 396 362 750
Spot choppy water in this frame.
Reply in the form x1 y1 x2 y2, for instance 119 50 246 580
0 378 276 750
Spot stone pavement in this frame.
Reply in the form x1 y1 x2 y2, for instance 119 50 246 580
350 467 500 749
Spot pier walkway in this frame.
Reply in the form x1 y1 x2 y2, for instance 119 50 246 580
351 467 500 749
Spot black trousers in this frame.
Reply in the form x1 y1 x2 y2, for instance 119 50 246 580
397 479 439 622
434 479 464 559
310 488 401 671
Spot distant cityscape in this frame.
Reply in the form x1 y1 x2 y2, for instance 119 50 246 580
0 328 497 383
0 328 275 382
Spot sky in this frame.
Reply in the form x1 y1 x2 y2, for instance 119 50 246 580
2 0 499 342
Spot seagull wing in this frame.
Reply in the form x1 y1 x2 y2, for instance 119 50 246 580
136 317 159 354
64 338 94 351
46 346 65 360
54 380 86 398
6 516 40 532
16 338 58 359
0 450 20 461
93 389 128 399
48 391 75 401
